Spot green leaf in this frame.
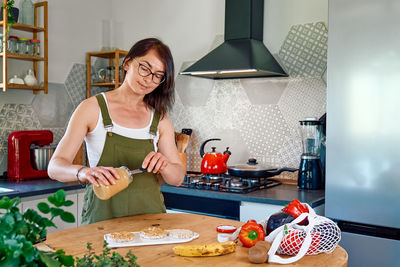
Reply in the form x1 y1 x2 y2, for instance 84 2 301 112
37 202 50 214
10 197 21 208
54 190 66 205
2 213 16 233
0 197 11 209
55 250 75 266
47 195 56 205
39 250 62 267
60 211 75 223
63 200 74 207
50 207 64 217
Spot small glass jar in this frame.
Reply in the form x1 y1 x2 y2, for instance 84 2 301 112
17 38 29 55
7 35 19 54
29 39 40 56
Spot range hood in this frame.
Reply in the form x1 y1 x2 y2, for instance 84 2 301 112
180 0 287 79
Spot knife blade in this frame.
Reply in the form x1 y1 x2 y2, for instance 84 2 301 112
128 167 147 176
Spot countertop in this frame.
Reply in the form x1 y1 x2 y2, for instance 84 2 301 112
43 213 347 267
0 177 324 208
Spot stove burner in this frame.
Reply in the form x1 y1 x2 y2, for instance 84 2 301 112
230 178 243 187
180 172 281 193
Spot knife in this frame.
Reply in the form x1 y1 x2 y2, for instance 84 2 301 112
127 167 147 176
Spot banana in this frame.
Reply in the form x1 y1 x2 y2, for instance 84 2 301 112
173 241 236 257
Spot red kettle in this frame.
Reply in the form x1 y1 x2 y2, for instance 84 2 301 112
200 138 231 174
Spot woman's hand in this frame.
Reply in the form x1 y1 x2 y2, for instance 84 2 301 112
142 151 169 173
77 166 120 187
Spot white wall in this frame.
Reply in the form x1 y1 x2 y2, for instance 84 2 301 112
110 0 225 77
111 0 328 73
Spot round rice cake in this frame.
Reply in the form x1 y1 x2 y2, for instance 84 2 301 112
139 226 168 239
109 231 136 243
168 229 194 239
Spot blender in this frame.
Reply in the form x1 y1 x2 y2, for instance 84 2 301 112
298 117 324 189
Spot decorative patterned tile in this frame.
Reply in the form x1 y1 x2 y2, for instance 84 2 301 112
65 64 87 108
175 61 215 107
91 86 110 96
204 80 251 129
32 83 73 128
241 77 289 105
277 135 303 169
237 105 291 158
48 128 67 145
278 22 328 77
278 77 326 132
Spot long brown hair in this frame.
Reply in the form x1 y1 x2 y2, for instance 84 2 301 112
122 38 175 118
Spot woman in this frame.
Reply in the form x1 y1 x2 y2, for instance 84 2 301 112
48 38 185 225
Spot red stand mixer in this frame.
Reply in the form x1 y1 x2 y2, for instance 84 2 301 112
7 130 53 180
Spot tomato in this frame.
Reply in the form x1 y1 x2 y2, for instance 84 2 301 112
279 228 321 255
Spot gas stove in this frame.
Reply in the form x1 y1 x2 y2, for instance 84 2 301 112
178 172 281 193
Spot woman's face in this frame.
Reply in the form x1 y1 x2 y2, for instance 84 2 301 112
123 49 166 95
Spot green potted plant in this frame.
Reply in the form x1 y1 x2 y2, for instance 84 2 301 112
0 190 75 266
1 0 19 23
0 190 140 266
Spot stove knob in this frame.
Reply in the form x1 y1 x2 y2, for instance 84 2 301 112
212 183 220 190
197 182 205 189
205 182 212 190
184 175 190 183
190 181 197 188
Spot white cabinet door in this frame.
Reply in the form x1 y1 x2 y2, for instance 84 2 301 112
22 191 78 233
240 202 284 222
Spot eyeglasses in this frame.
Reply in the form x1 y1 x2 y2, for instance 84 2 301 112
132 58 165 84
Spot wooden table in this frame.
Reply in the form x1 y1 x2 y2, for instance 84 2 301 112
44 213 348 266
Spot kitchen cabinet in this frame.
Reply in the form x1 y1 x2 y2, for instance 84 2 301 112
240 201 284 222
86 49 127 98
240 201 325 222
21 190 79 233
0 1 48 94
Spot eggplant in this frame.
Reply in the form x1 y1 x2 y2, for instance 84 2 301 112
266 211 295 235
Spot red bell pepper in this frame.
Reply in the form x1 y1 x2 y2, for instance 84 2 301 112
239 220 265 248
282 199 309 218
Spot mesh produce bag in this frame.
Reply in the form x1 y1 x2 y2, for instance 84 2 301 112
265 204 341 264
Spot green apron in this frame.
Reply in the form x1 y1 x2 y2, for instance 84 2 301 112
81 94 166 225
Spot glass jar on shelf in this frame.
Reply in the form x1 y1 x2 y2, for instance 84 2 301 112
7 36 19 54
29 39 40 56
17 38 29 55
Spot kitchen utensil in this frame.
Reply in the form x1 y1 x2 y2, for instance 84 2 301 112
175 132 190 153
8 130 53 180
298 118 323 189
199 138 231 174
127 167 147 176
228 158 297 178
9 75 24 84
24 69 38 86
30 145 55 171
181 128 192 136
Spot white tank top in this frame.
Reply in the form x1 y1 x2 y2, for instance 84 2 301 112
85 93 159 167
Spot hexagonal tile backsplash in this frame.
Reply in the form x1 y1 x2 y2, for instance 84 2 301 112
0 22 327 177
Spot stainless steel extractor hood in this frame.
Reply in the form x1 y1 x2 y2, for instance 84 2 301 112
180 0 287 79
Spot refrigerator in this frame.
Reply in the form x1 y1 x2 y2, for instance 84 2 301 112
326 0 400 266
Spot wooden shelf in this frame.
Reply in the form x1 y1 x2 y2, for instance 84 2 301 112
0 53 45 61
0 83 44 91
0 21 45 32
1 1 48 93
87 49 128 59
91 82 122 87
86 49 128 98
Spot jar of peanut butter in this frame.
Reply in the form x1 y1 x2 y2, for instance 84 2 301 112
93 166 133 200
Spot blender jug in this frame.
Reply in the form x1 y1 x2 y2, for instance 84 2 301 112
298 117 323 189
